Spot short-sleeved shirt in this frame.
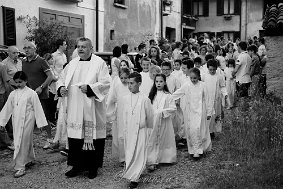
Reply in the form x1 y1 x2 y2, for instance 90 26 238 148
22 55 50 99
2 56 22 81
52 50 67 75
0 63 8 94
235 51 252 84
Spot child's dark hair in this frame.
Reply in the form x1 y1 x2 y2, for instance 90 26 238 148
161 61 172 69
220 48 227 57
190 67 201 81
174 59 181 65
247 44 258 53
194 57 202 64
119 67 131 77
238 41 248 51
43 53 53 61
148 73 170 104
13 71 28 81
207 59 218 69
205 54 214 61
182 58 194 69
227 59 236 68
128 71 142 83
141 57 151 64
120 59 129 68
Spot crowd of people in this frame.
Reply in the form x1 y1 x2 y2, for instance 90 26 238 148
0 33 268 188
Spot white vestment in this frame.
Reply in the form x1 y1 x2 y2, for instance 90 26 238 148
57 54 111 139
202 72 227 133
122 92 154 182
0 87 47 170
140 72 153 96
147 91 177 165
171 82 212 155
106 77 130 162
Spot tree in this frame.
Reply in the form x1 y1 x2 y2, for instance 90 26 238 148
21 15 74 56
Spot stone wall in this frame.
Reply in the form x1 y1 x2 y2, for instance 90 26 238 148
266 36 283 99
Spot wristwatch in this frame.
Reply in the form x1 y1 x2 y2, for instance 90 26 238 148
40 85 44 89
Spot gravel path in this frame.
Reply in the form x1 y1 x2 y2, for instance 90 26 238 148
0 123 224 189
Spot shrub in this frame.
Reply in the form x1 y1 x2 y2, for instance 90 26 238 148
199 94 283 188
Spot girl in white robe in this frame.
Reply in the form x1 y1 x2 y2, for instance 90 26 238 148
202 60 228 137
147 74 177 171
106 68 131 165
0 71 48 178
224 59 236 109
171 68 212 159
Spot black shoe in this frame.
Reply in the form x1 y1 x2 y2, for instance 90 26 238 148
65 167 81 178
60 149 68 157
129 182 138 189
88 170 97 179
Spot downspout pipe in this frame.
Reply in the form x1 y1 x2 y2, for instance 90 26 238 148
96 0 99 51
160 0 163 39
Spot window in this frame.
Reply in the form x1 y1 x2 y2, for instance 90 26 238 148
113 0 127 9
183 0 192 15
2 6 16 46
110 30 115 40
193 0 209 17
114 0 125 5
217 0 240 16
224 0 234 14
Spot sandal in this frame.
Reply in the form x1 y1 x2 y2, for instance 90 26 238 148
14 169 26 178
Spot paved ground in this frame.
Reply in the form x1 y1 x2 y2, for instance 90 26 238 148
0 122 224 189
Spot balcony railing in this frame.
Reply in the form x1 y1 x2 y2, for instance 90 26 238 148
182 14 198 28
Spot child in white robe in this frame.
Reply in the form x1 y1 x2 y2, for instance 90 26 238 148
106 68 131 165
161 61 182 138
161 61 180 94
139 57 153 96
0 71 48 178
177 58 195 145
171 59 183 80
202 59 228 139
147 74 177 171
171 68 212 159
224 59 236 109
122 72 154 189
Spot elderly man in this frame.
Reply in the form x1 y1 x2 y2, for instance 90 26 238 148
0 62 13 150
1 46 22 140
2 46 22 89
57 37 111 179
22 42 54 149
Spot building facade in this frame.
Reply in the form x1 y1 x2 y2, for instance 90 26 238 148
0 0 104 57
182 0 274 41
162 0 182 42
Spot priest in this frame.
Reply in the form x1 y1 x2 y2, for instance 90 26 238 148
57 37 111 179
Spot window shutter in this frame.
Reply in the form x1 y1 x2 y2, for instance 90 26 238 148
217 0 223 16
2 6 16 46
203 0 209 17
234 0 241 15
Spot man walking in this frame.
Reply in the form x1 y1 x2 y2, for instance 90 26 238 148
22 42 54 149
57 37 111 179
233 41 252 101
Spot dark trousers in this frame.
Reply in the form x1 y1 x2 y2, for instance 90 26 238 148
68 138 105 171
236 82 251 97
47 92 58 123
